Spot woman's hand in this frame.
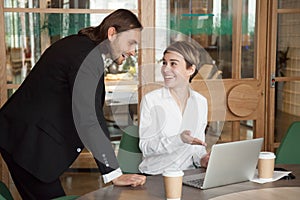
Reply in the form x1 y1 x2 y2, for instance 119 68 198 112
112 174 146 187
180 130 207 146
200 152 210 168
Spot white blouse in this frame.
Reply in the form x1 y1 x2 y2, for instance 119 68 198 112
139 87 208 175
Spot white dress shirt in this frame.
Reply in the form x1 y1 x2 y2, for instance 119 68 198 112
139 87 208 175
102 168 122 184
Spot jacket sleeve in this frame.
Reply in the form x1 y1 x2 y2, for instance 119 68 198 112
72 44 120 175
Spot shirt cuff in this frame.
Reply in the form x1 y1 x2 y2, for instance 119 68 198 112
172 134 185 146
192 154 201 167
102 168 123 184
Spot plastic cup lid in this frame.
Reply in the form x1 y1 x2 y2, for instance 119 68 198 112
259 151 276 159
162 170 184 177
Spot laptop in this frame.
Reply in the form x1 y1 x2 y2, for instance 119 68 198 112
183 138 263 189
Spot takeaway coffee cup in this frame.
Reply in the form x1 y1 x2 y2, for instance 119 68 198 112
163 170 184 200
258 152 276 179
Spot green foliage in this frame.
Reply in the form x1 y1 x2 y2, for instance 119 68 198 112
123 56 136 71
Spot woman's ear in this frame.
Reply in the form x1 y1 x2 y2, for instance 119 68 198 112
188 65 196 75
107 27 117 41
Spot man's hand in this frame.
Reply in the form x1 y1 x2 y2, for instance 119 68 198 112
112 174 146 187
180 130 207 146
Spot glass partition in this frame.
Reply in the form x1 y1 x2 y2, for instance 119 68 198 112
4 0 137 9
276 12 300 144
4 1 139 91
157 0 257 80
278 0 300 9
4 12 108 86
241 0 256 78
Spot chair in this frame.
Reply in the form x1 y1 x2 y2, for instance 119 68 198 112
0 181 13 200
0 180 79 200
117 125 142 174
196 63 222 80
275 121 300 164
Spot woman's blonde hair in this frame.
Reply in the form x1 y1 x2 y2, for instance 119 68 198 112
164 40 210 82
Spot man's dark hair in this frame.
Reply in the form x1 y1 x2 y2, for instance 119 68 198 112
78 9 143 44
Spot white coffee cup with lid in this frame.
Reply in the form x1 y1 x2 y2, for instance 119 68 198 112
258 151 276 180
162 170 184 200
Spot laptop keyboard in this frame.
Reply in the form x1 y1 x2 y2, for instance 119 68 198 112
185 178 204 189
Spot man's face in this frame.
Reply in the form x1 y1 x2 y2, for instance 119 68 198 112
109 28 141 65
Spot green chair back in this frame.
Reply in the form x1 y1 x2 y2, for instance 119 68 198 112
0 194 7 200
117 125 142 174
0 180 79 200
0 181 13 200
275 121 300 164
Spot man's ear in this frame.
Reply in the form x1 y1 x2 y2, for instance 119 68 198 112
108 27 117 41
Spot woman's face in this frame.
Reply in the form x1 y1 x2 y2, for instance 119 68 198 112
161 51 194 89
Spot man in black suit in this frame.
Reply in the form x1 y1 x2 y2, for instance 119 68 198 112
0 9 146 200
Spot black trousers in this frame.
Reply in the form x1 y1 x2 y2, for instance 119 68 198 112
0 148 65 200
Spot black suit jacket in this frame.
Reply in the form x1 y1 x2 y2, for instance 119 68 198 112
0 35 119 182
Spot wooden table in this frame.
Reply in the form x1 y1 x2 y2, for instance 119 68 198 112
209 187 300 200
78 164 300 200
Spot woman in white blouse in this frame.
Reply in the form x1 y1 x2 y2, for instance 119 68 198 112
139 41 210 175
